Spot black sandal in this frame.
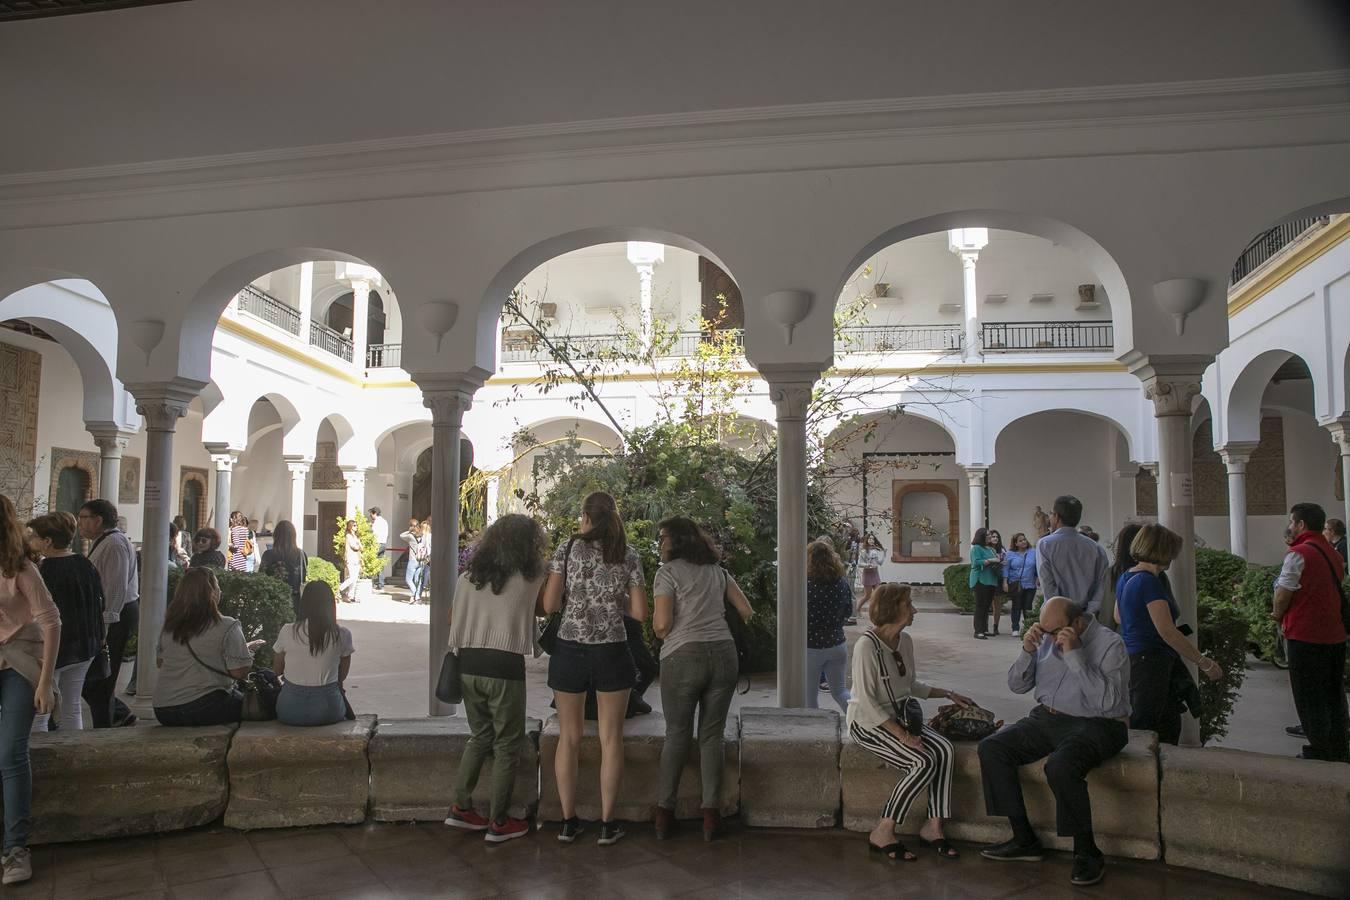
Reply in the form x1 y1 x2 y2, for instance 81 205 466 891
919 837 960 859
868 840 916 861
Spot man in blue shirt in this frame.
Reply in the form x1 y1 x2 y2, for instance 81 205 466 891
1036 496 1110 617
977 596 1131 887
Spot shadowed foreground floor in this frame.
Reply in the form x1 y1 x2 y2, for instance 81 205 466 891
13 819 1314 899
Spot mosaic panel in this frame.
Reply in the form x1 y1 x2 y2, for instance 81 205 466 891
0 342 41 508
313 440 345 489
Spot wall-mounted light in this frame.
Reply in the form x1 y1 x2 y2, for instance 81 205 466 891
129 319 165 365
764 290 813 345
417 300 459 352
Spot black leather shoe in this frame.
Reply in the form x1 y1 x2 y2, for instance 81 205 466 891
980 839 1044 862
1070 853 1105 886
1285 724 1305 737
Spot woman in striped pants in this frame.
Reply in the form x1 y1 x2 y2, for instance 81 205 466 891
848 583 974 861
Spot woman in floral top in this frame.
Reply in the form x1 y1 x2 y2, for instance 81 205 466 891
541 491 648 847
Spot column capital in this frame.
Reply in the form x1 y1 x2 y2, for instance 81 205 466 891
1326 416 1350 451
284 455 313 475
87 424 135 456
1217 441 1260 472
961 464 989 486
768 382 812 421
340 465 368 486
127 379 204 431
204 442 243 466
422 389 474 426
1123 352 1209 418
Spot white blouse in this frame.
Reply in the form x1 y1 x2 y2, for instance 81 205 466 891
846 630 932 731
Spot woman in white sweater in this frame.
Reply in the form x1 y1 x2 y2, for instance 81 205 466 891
849 582 973 862
443 514 548 844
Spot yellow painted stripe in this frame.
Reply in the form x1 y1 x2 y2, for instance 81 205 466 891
1227 215 1350 317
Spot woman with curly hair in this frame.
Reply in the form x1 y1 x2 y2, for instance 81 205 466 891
444 514 550 844
805 539 854 713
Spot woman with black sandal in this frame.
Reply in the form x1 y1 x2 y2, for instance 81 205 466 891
847 583 973 862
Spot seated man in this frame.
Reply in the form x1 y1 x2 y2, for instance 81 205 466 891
977 596 1130 887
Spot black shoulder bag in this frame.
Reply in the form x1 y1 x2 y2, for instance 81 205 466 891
721 568 752 694
1306 542 1350 633
538 537 576 655
184 636 279 721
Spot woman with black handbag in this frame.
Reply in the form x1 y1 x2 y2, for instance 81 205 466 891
849 583 972 862
152 568 256 726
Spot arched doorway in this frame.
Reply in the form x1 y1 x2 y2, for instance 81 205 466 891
181 478 204 535
411 438 475 522
325 290 386 345
54 465 90 517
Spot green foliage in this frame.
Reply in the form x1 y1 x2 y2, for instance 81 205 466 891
167 568 293 668
1195 548 1249 604
942 564 975 613
332 510 384 579
1236 564 1282 661
306 556 341 597
1196 595 1249 744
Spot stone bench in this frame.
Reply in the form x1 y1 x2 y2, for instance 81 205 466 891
739 707 841 828
224 715 376 829
1160 745 1350 898
841 728 1160 860
538 712 738 822
369 717 541 822
29 724 234 844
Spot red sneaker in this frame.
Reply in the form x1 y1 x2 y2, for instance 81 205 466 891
445 805 490 831
485 816 530 843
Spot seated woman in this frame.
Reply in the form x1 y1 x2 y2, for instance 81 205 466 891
273 581 354 727
153 567 255 726
849 583 972 862
189 528 227 569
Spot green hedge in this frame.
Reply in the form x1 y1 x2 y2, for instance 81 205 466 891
1196 595 1250 743
167 568 294 668
943 564 975 613
1235 564 1283 661
306 556 341 597
1195 548 1249 603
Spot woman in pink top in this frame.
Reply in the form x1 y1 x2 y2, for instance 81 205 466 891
0 495 61 887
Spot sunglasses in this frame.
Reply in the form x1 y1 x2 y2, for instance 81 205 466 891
888 649 907 677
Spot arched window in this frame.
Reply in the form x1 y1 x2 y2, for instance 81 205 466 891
54 465 90 517
182 479 204 534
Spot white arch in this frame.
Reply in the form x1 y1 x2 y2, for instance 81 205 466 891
986 396 1148 467
1225 349 1322 446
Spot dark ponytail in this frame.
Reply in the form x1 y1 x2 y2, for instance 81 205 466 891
579 491 627 565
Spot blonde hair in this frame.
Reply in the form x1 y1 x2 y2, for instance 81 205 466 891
868 582 913 627
1130 523 1183 566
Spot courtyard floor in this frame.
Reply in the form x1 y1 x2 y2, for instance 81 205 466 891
19 819 1311 899
329 586 1311 758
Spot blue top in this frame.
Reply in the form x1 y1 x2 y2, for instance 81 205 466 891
969 545 1001 587
1114 569 1178 656
1036 527 1110 614
807 577 853 649
1002 549 1038 590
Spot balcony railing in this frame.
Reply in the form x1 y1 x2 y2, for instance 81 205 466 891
237 285 300 335
309 320 353 362
834 324 962 354
981 320 1113 352
366 343 401 369
1230 216 1329 286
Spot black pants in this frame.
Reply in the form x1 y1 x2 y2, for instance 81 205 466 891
978 705 1129 837
1287 638 1349 762
1129 650 1182 745
154 689 242 727
973 583 995 636
1011 588 1036 632
82 601 138 728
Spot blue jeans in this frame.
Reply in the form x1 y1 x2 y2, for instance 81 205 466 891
805 642 850 713
411 561 429 600
276 682 345 727
0 668 37 850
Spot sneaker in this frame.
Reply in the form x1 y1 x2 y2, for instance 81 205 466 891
653 807 675 841
2 848 31 885
974 633 988 640
557 818 584 843
1070 852 1105 886
597 821 626 846
1285 724 1305 737
445 805 490 831
819 678 830 692
485 817 530 844
980 838 1044 862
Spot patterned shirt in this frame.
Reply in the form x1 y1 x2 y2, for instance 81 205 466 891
806 577 853 649
550 539 644 645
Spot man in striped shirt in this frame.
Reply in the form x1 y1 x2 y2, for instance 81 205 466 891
78 499 139 728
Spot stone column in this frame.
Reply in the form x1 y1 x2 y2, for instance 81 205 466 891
205 444 240 538
351 279 370 371
88 425 134 502
1134 359 1206 746
284 456 311 526
948 228 988 360
424 388 473 715
127 382 200 717
1327 417 1350 526
1218 442 1258 558
768 376 814 708
341 466 367 518
964 465 988 532
297 261 314 341
485 475 501 525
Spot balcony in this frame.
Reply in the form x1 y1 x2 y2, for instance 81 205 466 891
834 324 962 354
1230 216 1330 286
366 343 401 369
309 320 353 362
237 285 300 335
980 320 1112 352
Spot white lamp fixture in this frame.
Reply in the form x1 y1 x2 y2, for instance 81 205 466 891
129 319 165 365
417 300 460 352
764 290 813 345
1153 277 1206 335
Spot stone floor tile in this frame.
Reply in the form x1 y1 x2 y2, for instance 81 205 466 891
168 870 282 900
495 875 631 900
267 854 382 899
154 828 252 859
356 843 476 883
159 843 266 886
50 837 157 874
250 832 351 869
591 857 714 897
337 823 440 855
53 857 168 900
382 871 503 899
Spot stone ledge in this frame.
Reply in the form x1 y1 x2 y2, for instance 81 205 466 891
224 715 376 830
739 707 840 828
538 712 738 822
30 724 234 844
1160 745 1350 898
370 716 541 821
841 728 1160 860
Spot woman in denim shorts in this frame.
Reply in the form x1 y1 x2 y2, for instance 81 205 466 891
541 491 647 847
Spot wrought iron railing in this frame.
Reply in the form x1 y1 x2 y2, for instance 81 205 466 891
309 320 353 362
981 320 1113 352
668 329 745 357
236 285 300 335
366 343 401 368
1230 216 1329 285
834 324 963 353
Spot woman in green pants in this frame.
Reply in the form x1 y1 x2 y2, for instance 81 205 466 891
444 514 549 843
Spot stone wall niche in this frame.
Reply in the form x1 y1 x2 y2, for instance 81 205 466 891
891 480 960 562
